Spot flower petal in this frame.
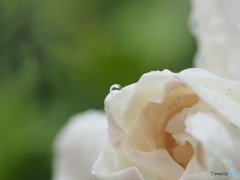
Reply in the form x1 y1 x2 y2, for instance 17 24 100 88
105 84 135 148
172 129 206 179
190 0 240 80
93 143 145 180
123 70 174 131
52 110 107 180
105 84 136 126
125 148 184 180
166 108 190 134
179 68 240 129
179 171 207 180
185 101 240 175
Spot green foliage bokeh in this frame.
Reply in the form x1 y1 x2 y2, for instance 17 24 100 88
0 0 196 179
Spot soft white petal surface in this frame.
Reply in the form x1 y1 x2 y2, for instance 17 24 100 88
190 0 240 80
104 84 136 148
123 70 173 131
185 101 240 178
92 143 145 180
125 148 184 180
179 68 240 128
52 110 107 180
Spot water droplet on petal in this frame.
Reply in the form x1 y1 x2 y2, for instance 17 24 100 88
110 84 122 92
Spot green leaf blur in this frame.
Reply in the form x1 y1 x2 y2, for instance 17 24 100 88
0 0 196 179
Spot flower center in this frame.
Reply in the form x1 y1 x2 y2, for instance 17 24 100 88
164 111 194 169
155 91 199 169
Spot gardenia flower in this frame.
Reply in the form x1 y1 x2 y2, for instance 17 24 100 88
190 0 240 81
92 68 240 180
52 0 240 178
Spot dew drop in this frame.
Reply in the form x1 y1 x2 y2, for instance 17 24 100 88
110 84 122 92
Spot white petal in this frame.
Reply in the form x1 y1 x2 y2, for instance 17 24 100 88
179 68 240 129
125 148 184 180
105 83 135 126
115 147 160 180
185 101 240 175
104 84 135 148
52 110 107 180
138 102 166 150
172 130 206 179
138 73 198 150
104 70 174 148
93 143 145 180
179 171 207 180
165 110 189 134
123 70 174 131
123 125 152 152
190 0 240 81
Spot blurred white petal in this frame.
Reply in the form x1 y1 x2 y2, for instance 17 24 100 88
190 0 240 80
52 110 107 180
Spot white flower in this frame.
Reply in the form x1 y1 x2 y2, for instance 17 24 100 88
52 110 107 180
190 0 240 81
93 68 240 180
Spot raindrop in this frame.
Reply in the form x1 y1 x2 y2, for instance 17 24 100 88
110 84 122 92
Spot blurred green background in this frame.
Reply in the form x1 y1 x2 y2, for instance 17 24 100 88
0 0 196 179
